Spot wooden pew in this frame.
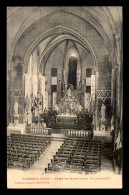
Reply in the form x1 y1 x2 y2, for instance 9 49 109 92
7 135 51 170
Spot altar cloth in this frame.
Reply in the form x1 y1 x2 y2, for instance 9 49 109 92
56 114 77 124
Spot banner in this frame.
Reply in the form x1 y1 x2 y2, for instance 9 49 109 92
84 93 90 112
32 75 38 96
53 92 57 108
51 77 57 85
25 74 31 97
40 76 45 95
39 75 45 110
27 111 32 125
44 91 48 110
77 69 81 84
86 77 91 86
37 93 43 114
91 75 96 102
48 92 51 107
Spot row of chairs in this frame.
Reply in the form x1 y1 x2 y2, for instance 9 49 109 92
7 134 51 141
7 134 51 170
45 139 101 174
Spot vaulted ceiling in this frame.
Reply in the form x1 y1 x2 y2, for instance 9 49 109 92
7 6 122 71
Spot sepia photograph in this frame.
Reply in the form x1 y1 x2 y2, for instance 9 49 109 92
7 6 123 189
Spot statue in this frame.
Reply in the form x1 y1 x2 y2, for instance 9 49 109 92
78 81 82 94
14 100 19 124
100 103 106 132
62 82 66 92
101 103 106 122
55 104 59 113
78 104 82 112
57 79 61 100
14 100 19 116
67 88 71 98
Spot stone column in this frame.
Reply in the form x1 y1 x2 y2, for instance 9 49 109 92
114 66 120 118
57 79 61 101
7 71 10 125
8 70 15 123
111 66 115 108
95 70 99 129
77 69 81 88
48 91 51 109
14 100 19 124
8 60 25 124
40 75 45 111
22 64 25 124
77 56 81 89
44 91 48 110
117 66 120 118
53 92 57 108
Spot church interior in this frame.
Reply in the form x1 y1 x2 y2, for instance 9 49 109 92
7 7 123 184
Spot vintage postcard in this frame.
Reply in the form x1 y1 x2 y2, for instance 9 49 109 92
7 6 123 189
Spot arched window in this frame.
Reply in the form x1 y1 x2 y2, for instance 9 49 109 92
68 56 77 89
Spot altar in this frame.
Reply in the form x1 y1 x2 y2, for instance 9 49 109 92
54 85 81 126
56 114 77 125
55 85 82 114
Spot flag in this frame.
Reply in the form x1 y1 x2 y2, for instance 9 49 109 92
34 97 38 108
25 94 30 111
111 115 114 132
31 98 35 113
116 131 122 150
37 93 43 114
28 112 32 125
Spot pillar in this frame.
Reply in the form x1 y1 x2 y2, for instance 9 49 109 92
7 71 10 125
32 50 38 97
8 59 25 124
95 70 99 129
111 66 115 108
40 75 45 110
44 91 48 110
48 91 51 109
117 66 121 118
53 92 57 108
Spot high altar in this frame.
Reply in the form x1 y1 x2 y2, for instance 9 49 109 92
55 85 82 124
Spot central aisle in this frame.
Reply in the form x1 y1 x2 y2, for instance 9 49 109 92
29 140 64 173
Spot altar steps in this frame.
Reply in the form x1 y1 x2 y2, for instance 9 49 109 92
52 129 62 134
52 123 75 129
